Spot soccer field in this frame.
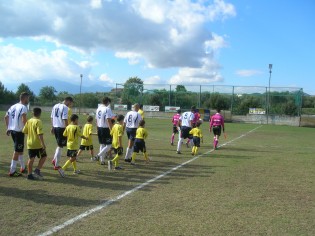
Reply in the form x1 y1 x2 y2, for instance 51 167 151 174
0 111 314 236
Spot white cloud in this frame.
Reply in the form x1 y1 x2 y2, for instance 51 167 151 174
115 52 142 65
236 69 263 77
0 44 89 84
99 74 114 84
90 0 102 9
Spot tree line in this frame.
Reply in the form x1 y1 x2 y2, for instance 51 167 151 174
0 79 312 116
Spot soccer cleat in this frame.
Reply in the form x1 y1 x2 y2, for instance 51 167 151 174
171 142 173 146
130 162 136 165
114 166 123 170
54 166 62 170
124 159 131 163
57 168 65 178
20 167 27 174
34 169 44 178
108 161 113 171
27 174 36 180
100 161 105 165
176 151 181 154
93 155 100 161
9 171 22 177
73 170 81 175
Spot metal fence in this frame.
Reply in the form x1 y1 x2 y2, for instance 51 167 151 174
115 83 303 117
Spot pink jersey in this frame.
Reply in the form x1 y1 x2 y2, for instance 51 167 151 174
210 113 224 128
192 112 200 124
172 113 181 125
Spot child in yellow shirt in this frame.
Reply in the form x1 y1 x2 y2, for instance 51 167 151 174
77 116 97 161
131 120 149 165
22 107 47 180
189 120 203 156
59 114 87 177
108 115 124 170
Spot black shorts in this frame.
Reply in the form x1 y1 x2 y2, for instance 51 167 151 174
172 125 179 134
126 128 137 141
54 127 67 147
28 149 47 159
11 131 25 152
97 127 112 145
180 126 192 139
133 139 146 153
112 147 123 155
79 145 94 151
213 126 222 136
192 137 201 147
67 150 78 158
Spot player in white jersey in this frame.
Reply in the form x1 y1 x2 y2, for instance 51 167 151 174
4 92 29 177
51 97 73 170
94 97 114 165
123 103 142 162
176 106 195 154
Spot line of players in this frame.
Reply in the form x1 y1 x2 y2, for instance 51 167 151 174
4 93 149 179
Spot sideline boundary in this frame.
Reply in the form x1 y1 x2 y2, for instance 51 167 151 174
38 125 262 236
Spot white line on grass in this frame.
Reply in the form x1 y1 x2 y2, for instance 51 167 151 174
38 125 262 236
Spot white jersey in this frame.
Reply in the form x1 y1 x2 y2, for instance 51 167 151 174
124 111 142 128
96 105 113 128
51 103 69 128
6 103 28 131
180 111 194 127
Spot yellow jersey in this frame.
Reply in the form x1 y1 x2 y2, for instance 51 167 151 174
81 123 93 146
189 127 203 138
135 127 148 140
111 124 123 149
22 117 44 149
138 109 145 120
63 124 83 150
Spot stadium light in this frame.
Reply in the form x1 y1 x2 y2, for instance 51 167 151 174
79 74 83 114
267 64 272 124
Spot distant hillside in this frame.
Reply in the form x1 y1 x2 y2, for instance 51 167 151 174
20 80 112 95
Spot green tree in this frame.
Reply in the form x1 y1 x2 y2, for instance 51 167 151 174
15 83 36 103
121 77 144 106
0 81 16 104
39 86 57 104
175 85 187 92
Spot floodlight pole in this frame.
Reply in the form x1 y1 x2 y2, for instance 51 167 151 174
267 64 272 124
79 74 83 115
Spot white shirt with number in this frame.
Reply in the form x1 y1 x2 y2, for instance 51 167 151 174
180 111 194 127
51 103 69 128
124 111 142 128
7 103 28 131
96 105 113 128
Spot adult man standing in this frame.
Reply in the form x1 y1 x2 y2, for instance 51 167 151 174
4 92 29 177
51 97 73 170
94 97 114 165
123 103 142 162
176 106 195 154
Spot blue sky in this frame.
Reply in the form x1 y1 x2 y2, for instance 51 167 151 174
0 0 314 94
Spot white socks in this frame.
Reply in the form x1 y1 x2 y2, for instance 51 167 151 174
54 147 62 166
177 138 183 152
10 160 18 174
124 147 133 160
18 155 25 169
98 145 112 162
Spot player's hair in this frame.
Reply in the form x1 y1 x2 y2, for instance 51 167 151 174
177 109 181 114
216 108 221 113
87 116 93 122
64 97 74 103
117 114 124 122
111 119 116 124
20 92 29 101
133 103 140 109
33 107 41 117
139 104 143 109
196 120 202 127
191 106 196 111
102 97 111 105
139 119 145 127
70 114 79 122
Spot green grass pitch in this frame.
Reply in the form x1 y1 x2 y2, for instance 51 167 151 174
0 111 314 235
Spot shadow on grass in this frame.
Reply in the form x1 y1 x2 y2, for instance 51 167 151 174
0 186 99 206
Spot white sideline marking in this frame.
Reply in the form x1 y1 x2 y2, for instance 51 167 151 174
38 126 261 236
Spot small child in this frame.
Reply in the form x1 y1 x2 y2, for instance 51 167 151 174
131 120 149 165
59 114 87 177
108 115 124 170
77 116 97 161
22 107 47 180
189 120 203 156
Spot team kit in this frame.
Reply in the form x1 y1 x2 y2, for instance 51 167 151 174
4 92 225 180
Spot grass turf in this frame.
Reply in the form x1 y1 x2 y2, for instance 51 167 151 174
0 111 314 235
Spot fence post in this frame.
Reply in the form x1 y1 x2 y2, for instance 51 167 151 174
169 85 171 106
199 85 201 108
231 86 234 117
